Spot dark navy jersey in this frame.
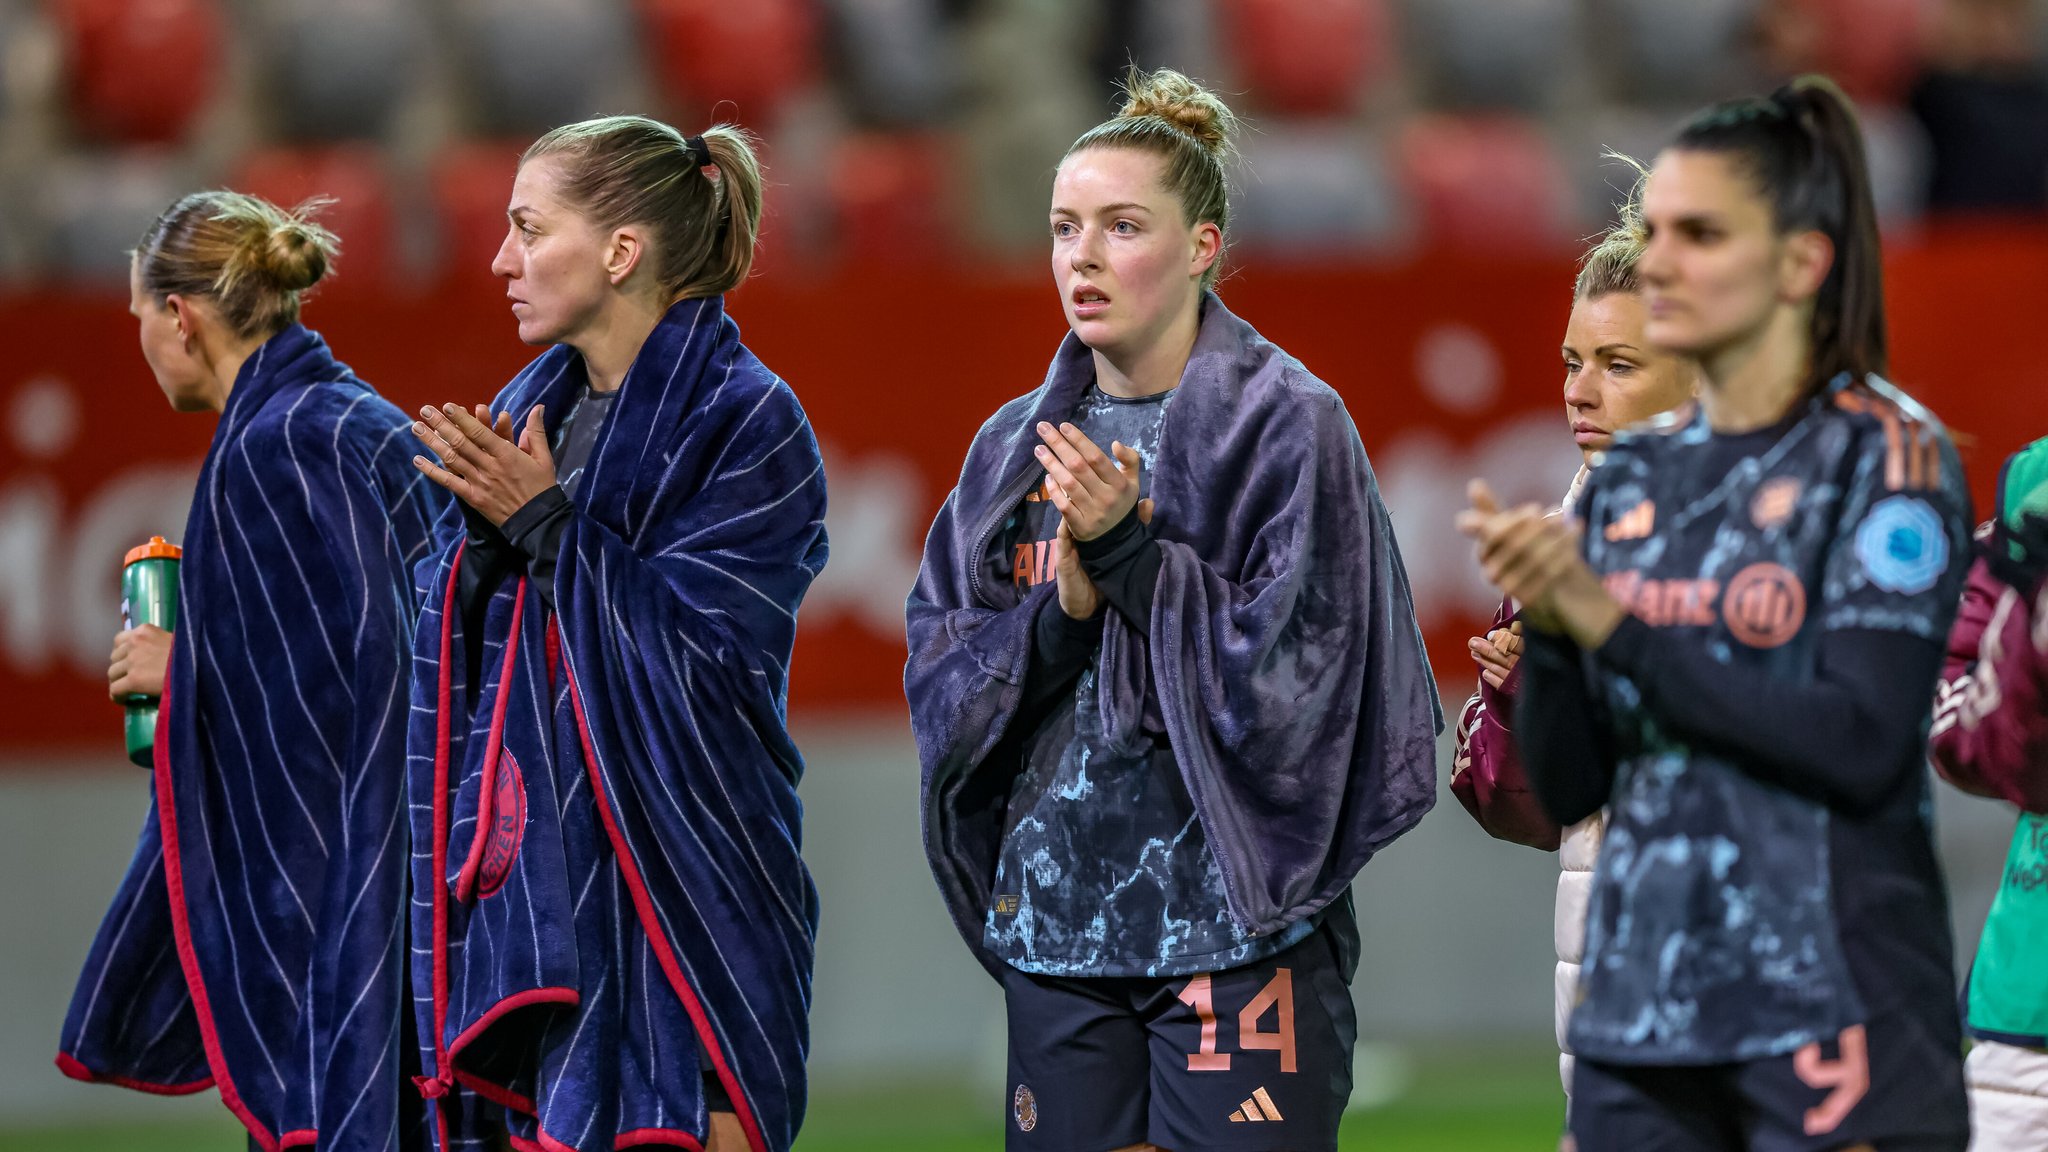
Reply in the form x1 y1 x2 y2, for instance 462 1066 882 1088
984 385 1317 977
1570 374 1972 1064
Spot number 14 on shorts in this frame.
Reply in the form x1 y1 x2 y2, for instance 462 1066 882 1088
1177 968 1297 1073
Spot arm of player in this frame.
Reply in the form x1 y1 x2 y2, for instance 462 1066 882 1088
1450 608 1563 849
1514 628 1618 828
1595 619 1943 814
1931 559 2048 813
1037 422 1162 630
1018 529 1105 725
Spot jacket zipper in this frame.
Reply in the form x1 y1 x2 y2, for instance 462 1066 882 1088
966 464 1043 609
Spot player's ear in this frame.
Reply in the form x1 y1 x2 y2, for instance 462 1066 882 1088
1779 229 1833 303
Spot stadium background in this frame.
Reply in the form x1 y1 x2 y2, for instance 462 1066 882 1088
1 0 2045 1146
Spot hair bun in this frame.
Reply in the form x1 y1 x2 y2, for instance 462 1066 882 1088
257 218 332 293
219 194 338 298
1118 68 1236 157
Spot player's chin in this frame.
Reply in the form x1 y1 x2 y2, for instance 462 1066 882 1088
1641 314 1717 357
1069 320 1129 360
513 314 565 347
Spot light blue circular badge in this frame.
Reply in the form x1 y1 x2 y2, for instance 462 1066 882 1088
1855 495 1948 594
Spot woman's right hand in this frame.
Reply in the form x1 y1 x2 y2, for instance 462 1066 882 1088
108 624 173 700
1469 621 1523 690
1457 480 1614 644
1053 518 1101 620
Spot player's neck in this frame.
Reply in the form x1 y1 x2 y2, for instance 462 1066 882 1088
1092 307 1198 399
1697 311 1810 435
573 293 669 395
195 330 267 413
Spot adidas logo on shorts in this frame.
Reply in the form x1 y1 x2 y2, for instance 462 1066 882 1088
1227 1087 1284 1123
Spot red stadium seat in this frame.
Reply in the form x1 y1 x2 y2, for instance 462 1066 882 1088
228 145 397 289
430 141 527 286
1218 0 1390 115
826 133 956 265
1823 0 1937 103
52 0 225 144
637 0 819 126
1397 114 1573 252
1764 0 1938 103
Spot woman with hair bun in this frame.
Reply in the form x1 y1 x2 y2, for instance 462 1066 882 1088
60 192 448 1152
1450 159 1698 1129
1461 76 1972 1150
909 70 1440 1152
406 116 827 1152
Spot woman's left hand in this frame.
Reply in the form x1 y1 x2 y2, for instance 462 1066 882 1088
412 403 557 526
108 623 172 700
1456 480 1624 648
1035 422 1141 541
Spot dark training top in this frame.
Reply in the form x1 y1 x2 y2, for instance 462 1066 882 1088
458 381 616 621
552 383 619 500
1518 375 1972 1065
982 386 1321 977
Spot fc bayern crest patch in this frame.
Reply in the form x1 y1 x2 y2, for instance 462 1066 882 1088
477 749 528 898
1854 495 1948 594
1013 1083 1038 1132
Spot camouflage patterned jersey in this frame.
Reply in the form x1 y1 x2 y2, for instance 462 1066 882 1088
982 383 1320 978
1568 373 1972 1064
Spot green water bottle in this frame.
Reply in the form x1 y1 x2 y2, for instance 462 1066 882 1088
120 535 182 768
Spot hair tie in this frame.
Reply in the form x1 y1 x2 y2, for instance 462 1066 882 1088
683 134 713 170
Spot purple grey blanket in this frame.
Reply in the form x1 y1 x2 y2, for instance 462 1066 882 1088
907 294 1441 969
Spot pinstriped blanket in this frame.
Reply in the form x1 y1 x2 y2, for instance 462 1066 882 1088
406 297 828 1152
59 324 447 1152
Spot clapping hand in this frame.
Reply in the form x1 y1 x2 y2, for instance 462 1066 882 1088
412 403 556 526
1456 480 1623 647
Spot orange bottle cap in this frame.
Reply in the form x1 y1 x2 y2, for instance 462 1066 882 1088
124 535 183 565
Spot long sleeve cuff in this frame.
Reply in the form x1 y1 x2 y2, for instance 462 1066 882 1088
502 486 575 611
1017 591 1101 723
1035 592 1103 668
1074 506 1163 630
1477 656 1522 728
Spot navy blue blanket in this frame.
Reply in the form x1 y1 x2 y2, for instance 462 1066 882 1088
908 295 1441 969
60 325 445 1152
407 298 828 1152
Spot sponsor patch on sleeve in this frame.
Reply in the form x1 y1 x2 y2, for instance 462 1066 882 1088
1854 495 1948 594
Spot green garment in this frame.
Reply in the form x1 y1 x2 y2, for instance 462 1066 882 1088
1966 436 2048 1042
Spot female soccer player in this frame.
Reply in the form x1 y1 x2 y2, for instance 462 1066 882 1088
1459 76 1973 1151
1449 165 1697 1114
1929 435 2048 1151
406 116 827 1152
61 193 445 1152
908 69 1440 1152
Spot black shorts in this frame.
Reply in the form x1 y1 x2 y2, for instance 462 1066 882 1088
1570 1017 1968 1152
997 918 1358 1152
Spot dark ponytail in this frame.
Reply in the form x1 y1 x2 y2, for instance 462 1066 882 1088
1670 75 1886 390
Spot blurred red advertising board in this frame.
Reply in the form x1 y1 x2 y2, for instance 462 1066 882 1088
2 231 2043 754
